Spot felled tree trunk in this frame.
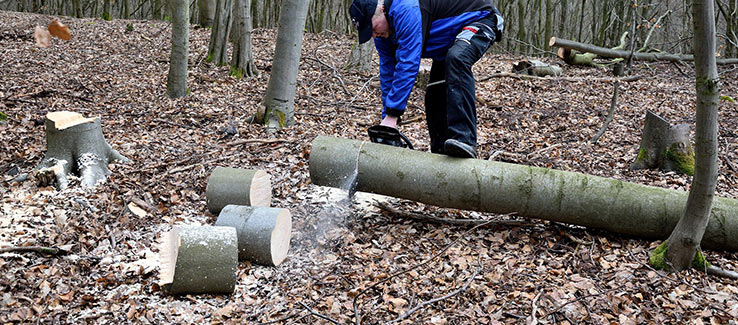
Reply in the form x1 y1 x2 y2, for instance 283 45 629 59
631 111 694 175
205 167 272 214
159 225 238 295
36 111 129 190
512 59 562 77
549 36 738 65
215 205 292 266
309 136 738 251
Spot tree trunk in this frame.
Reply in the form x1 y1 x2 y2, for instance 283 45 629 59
206 0 233 66
631 111 695 175
230 0 259 79
215 205 292 266
345 40 374 72
257 0 309 128
309 136 738 251
159 225 238 295
36 111 129 190
205 167 271 214
166 0 189 98
660 0 721 271
198 0 216 27
102 0 112 20
549 37 738 64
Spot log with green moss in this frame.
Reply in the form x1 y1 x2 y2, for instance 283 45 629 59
309 136 738 251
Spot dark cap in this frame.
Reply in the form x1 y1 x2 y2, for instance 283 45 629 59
350 0 378 44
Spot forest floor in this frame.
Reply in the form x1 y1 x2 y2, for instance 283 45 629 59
1 10 738 324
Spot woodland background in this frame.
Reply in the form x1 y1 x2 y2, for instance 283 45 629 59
0 0 737 324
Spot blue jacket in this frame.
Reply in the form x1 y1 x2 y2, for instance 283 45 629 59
375 0 503 118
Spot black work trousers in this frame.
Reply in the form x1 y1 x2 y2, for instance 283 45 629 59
425 15 497 153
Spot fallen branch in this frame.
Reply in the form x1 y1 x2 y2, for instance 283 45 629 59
549 37 738 65
227 138 292 146
526 291 544 325
477 72 641 83
0 246 67 256
591 81 621 143
298 302 341 325
387 260 482 323
704 265 738 280
375 201 530 227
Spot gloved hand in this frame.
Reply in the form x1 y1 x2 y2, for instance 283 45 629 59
367 125 414 149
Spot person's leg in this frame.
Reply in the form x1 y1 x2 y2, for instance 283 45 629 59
424 59 448 153
444 18 496 151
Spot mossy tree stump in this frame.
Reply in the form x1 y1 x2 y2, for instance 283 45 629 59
36 111 129 190
631 110 694 175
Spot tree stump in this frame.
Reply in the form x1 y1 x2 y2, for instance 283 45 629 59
512 59 562 77
205 167 271 214
631 110 694 175
159 225 238 295
36 111 129 190
215 205 292 266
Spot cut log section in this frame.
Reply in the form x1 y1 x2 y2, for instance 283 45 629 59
215 205 292 266
36 111 129 190
631 111 694 175
309 136 738 251
206 167 271 214
512 60 562 77
159 225 238 295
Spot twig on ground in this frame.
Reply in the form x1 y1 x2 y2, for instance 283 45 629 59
153 118 195 129
303 56 351 96
0 246 67 256
705 265 738 280
375 201 531 227
298 302 341 324
542 285 622 318
227 138 292 146
352 220 495 325
387 259 483 323
591 81 621 143
526 290 544 325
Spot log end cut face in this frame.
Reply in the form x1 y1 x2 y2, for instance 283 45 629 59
271 209 292 266
250 170 272 206
46 111 97 130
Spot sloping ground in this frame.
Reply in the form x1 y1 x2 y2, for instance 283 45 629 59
1 10 737 324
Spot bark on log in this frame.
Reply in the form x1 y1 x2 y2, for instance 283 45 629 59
631 111 694 175
215 205 292 266
159 225 238 295
309 136 738 251
512 60 563 77
36 111 129 190
205 167 271 214
549 37 738 65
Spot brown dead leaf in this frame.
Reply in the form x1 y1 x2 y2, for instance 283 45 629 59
33 26 50 48
48 20 71 40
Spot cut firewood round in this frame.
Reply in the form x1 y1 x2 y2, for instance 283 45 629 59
36 111 129 189
215 205 292 266
159 225 238 295
206 167 271 214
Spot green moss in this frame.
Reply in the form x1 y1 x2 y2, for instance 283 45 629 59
721 95 735 103
649 241 670 271
229 66 243 79
0 111 6 122
125 23 133 32
205 53 214 63
636 148 648 162
102 12 112 21
691 249 711 270
664 144 694 175
264 108 287 128
649 241 711 272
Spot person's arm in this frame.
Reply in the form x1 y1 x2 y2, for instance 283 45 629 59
379 4 422 120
